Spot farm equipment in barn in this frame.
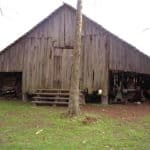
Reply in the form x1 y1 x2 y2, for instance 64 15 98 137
82 88 102 104
0 72 22 98
0 86 17 97
109 71 147 104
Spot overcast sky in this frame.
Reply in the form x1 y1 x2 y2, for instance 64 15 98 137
0 0 150 56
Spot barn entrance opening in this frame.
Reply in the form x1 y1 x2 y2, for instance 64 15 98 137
0 72 22 99
109 71 150 104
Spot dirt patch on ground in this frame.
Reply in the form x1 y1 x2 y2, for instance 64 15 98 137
0 122 2 128
82 116 98 125
81 101 150 121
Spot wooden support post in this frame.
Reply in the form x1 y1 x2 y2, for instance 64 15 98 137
101 95 108 105
22 93 28 102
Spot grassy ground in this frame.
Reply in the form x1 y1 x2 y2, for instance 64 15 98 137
0 100 150 150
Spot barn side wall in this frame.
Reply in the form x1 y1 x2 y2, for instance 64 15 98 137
108 34 150 74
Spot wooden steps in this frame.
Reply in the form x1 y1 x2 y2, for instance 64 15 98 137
37 89 69 92
33 97 69 101
31 89 85 106
34 93 70 96
32 101 68 105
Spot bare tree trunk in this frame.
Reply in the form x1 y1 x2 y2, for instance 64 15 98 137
0 8 3 15
0 1 3 16
68 0 83 116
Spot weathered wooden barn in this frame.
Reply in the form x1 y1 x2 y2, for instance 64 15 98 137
0 3 150 104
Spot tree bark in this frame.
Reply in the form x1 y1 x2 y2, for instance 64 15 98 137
68 0 83 116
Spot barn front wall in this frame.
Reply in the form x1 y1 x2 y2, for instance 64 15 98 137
0 4 149 103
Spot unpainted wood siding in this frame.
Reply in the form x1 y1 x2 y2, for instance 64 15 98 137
64 6 109 95
0 6 66 94
109 34 150 74
0 4 149 98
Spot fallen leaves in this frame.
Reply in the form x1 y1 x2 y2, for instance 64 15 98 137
35 129 43 135
82 116 98 125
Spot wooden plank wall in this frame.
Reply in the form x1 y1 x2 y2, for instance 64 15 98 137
0 4 149 99
109 34 150 74
0 6 66 95
64 6 109 95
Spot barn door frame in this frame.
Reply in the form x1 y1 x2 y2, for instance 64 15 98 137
52 48 73 89
53 49 63 89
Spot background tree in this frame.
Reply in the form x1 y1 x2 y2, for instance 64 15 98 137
0 0 3 16
68 0 83 116
0 8 3 15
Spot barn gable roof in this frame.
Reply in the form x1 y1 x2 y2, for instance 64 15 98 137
0 3 149 58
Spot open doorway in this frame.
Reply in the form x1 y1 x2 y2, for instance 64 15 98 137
0 72 22 99
109 70 150 104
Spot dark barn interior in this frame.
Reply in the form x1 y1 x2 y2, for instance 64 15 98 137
0 72 22 99
109 71 150 104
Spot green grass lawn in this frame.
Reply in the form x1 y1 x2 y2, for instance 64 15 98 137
0 100 150 150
